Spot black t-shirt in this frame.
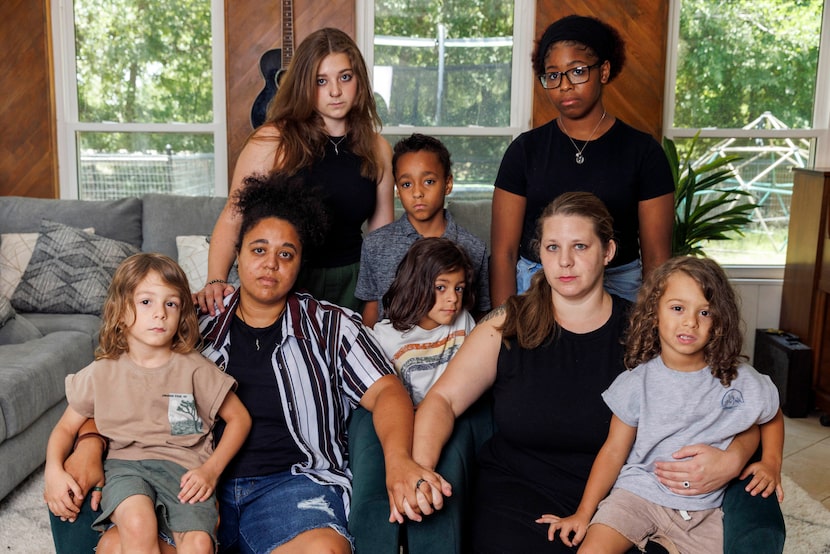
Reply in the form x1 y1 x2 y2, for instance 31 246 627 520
216 315 304 479
494 119 674 267
479 295 631 509
299 138 377 268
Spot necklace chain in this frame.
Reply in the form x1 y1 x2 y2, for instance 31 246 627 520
559 111 607 165
329 135 347 155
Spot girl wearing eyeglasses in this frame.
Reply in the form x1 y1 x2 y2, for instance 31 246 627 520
489 15 675 307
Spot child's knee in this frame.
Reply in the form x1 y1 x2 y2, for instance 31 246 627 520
173 530 214 554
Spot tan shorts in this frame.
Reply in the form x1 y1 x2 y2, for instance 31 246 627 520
590 488 723 554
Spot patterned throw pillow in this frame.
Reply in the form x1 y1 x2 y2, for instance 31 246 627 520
11 220 139 314
0 296 14 327
176 235 239 292
0 228 94 302
0 233 38 302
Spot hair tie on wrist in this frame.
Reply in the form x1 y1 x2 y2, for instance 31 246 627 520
207 279 228 286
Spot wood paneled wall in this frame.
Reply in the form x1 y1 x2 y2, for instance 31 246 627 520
0 0 57 198
0 0 667 198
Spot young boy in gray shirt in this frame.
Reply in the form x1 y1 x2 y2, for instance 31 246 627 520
356 134 490 328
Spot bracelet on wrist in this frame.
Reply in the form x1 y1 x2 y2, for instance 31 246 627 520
73 432 109 456
206 279 228 286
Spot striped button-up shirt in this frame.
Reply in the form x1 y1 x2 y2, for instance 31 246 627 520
199 290 394 513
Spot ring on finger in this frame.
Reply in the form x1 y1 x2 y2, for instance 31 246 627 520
682 481 691 489
415 478 427 493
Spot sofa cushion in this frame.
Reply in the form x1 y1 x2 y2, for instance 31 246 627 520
141 194 228 259
1 229 94 302
11 220 138 315
0 331 93 441
0 196 142 247
447 199 492 252
0 314 43 347
21 313 101 347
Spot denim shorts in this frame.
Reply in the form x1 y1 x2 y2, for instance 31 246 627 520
516 256 642 302
217 471 353 554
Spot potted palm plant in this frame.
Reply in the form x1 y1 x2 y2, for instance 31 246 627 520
664 132 756 256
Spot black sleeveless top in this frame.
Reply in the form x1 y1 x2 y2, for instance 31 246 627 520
299 137 377 268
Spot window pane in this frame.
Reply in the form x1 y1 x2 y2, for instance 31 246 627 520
78 133 215 200
675 0 822 129
373 1 514 127
673 135 813 265
384 134 510 195
74 0 213 124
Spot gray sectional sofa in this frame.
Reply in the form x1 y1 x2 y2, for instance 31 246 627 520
0 193 491 501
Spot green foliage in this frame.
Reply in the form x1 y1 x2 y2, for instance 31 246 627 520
74 0 213 153
665 133 757 257
676 0 821 129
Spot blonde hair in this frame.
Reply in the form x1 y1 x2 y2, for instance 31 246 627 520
96 253 200 360
258 27 382 180
499 192 615 349
624 256 745 386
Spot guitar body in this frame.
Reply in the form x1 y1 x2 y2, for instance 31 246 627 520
251 48 283 129
250 0 294 129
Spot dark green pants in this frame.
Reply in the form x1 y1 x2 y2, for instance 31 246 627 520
347 400 495 554
48 494 100 554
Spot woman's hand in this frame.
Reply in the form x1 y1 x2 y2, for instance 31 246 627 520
385 455 452 523
654 443 744 495
193 281 235 316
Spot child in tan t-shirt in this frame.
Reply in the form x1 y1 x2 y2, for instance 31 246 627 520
45 253 251 553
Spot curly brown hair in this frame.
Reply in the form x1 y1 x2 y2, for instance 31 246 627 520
257 27 382 180
499 191 615 349
96 253 200 360
624 256 746 386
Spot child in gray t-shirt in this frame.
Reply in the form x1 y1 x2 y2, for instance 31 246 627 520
538 256 783 553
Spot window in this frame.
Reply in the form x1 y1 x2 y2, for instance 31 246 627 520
357 0 533 199
51 0 227 199
664 0 830 266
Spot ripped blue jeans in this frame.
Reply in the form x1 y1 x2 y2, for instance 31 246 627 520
217 471 353 553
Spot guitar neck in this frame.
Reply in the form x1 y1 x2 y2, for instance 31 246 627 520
281 0 294 68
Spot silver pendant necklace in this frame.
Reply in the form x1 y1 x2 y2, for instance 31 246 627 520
559 111 607 165
329 135 347 155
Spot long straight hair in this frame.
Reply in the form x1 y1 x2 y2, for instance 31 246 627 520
382 237 475 332
499 192 615 349
258 27 382 180
96 253 200 360
625 256 745 386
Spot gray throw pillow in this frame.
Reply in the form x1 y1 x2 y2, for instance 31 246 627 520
11 220 139 314
0 296 14 327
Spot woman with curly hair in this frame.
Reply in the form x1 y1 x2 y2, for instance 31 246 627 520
55 171 444 554
197 27 394 314
539 256 783 553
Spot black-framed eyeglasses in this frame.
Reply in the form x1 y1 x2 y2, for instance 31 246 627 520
538 63 601 90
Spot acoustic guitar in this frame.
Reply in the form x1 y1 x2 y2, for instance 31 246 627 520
250 0 294 129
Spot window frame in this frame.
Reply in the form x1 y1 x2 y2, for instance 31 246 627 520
356 0 535 150
51 0 228 199
662 0 830 275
